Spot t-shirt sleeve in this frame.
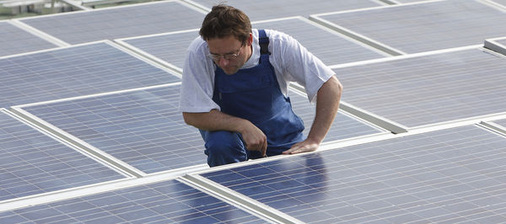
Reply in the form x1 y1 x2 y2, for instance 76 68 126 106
178 37 220 113
270 31 335 103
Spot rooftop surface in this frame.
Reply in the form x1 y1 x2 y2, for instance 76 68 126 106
1 0 506 223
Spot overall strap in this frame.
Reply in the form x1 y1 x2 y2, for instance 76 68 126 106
258 29 271 55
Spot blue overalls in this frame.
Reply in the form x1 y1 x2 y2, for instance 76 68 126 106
200 30 305 167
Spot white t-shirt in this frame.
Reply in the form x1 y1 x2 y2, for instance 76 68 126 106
179 29 335 113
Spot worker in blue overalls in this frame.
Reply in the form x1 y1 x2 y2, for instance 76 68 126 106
179 4 343 167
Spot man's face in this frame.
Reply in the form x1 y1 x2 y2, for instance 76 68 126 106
207 34 252 75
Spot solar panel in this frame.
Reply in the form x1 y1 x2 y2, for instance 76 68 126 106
252 17 387 66
120 30 199 71
0 179 266 223
18 1 206 45
311 0 506 53
0 110 125 201
0 42 179 108
332 47 506 129
198 125 506 223
0 22 57 57
190 0 382 21
19 85 208 174
289 89 383 142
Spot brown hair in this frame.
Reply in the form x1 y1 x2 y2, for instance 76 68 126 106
199 4 252 45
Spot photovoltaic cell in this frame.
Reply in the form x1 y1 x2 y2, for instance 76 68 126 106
312 0 506 53
19 1 205 45
289 90 382 142
0 22 57 57
122 30 199 70
21 86 207 174
200 125 506 223
253 18 386 65
0 179 265 223
333 48 506 128
190 0 382 20
0 42 179 108
0 111 125 201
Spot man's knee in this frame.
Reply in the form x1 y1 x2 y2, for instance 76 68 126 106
200 130 247 166
205 131 240 152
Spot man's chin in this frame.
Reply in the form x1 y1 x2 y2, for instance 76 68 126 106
223 69 239 75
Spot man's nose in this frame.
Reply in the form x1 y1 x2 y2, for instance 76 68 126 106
218 57 229 67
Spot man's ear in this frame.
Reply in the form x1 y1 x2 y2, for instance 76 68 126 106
247 33 253 46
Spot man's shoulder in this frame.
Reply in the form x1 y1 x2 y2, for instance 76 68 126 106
188 36 208 53
261 29 298 49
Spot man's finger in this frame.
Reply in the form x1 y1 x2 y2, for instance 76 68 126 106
282 144 301 155
261 138 267 157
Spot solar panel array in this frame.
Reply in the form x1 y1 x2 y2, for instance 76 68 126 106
1 0 506 223
310 0 506 54
199 125 506 223
0 21 58 57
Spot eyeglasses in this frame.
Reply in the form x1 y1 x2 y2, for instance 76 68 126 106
207 46 243 61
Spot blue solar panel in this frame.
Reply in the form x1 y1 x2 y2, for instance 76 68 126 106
200 125 506 223
311 0 506 53
252 18 387 66
0 110 125 201
0 22 57 57
0 179 266 223
0 42 179 108
19 1 205 45
190 0 382 20
333 48 506 129
121 30 199 70
20 86 207 174
289 90 382 142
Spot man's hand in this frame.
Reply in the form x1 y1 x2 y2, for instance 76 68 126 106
282 138 319 155
183 110 267 157
238 122 267 157
282 75 342 155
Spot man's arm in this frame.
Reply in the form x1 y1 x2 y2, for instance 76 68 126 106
183 110 267 156
282 75 342 154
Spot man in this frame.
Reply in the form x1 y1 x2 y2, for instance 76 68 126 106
179 4 342 167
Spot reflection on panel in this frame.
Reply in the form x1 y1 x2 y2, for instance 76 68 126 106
200 125 506 223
